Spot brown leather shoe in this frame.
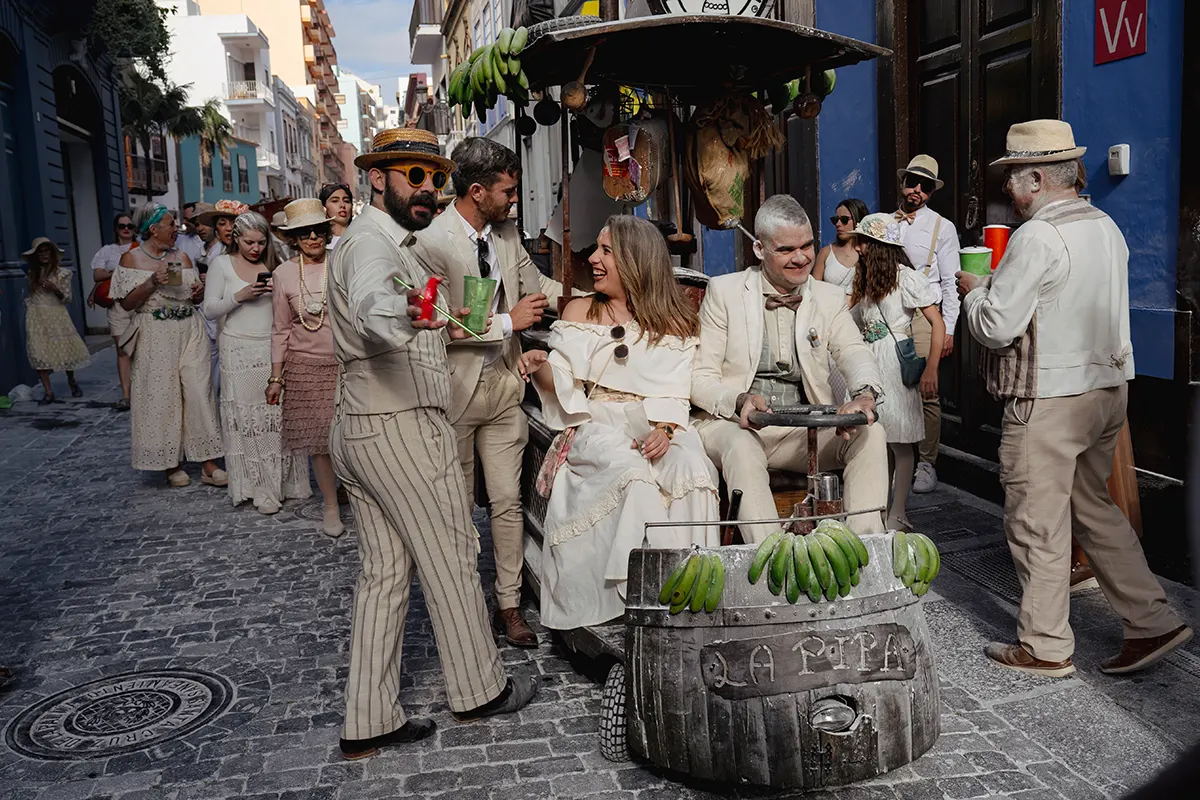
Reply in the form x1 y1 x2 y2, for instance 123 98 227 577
493 607 538 648
984 642 1076 677
1069 562 1100 594
1100 625 1192 675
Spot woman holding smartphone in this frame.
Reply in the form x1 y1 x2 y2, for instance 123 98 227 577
111 203 225 488
203 212 309 513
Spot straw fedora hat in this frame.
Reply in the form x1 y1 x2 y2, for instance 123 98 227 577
277 198 335 231
354 127 454 173
270 211 288 229
897 155 944 191
990 119 1087 167
22 237 64 262
851 212 905 247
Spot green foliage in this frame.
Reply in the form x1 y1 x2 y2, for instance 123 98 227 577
89 0 172 81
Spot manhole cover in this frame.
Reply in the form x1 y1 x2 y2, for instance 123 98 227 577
6 669 234 760
295 499 354 531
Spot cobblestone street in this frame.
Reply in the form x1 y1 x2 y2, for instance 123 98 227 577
1 348 1198 800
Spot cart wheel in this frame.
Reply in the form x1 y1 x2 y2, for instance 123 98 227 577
599 662 630 763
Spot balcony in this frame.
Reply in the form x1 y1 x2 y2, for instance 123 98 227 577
225 80 274 106
127 154 169 196
286 151 301 170
409 0 444 66
257 147 281 171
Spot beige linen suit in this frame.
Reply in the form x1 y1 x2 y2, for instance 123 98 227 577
691 268 888 541
328 204 506 739
411 207 560 610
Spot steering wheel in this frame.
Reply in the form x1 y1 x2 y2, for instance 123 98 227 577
747 404 869 429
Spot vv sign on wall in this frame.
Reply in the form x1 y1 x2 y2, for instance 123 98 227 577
1095 0 1148 65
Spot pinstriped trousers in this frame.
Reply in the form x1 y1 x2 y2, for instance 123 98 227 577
330 407 507 739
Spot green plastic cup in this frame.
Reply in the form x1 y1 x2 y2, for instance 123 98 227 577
462 276 498 334
959 247 993 277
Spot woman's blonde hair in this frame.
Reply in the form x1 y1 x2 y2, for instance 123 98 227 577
228 211 279 269
587 215 699 343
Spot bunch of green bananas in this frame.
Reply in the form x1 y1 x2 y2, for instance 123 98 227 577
657 551 726 615
891 531 941 597
764 69 837 113
747 520 870 604
447 26 531 123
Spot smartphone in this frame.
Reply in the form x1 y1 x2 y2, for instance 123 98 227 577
256 271 272 287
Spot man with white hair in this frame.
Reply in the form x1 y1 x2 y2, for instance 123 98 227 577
958 119 1190 677
691 195 888 541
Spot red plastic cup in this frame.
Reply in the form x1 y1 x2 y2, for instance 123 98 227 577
983 225 1010 270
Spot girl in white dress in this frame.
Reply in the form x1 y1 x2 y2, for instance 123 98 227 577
848 213 945 531
519 215 720 631
203 212 310 513
813 198 868 403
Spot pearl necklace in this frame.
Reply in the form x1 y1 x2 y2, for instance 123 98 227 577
296 254 327 332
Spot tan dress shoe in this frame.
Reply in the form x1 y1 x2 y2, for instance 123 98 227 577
1070 562 1100 594
1100 625 1192 675
984 642 1076 677
493 607 538 648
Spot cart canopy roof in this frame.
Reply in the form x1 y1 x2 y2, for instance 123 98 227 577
521 14 890 96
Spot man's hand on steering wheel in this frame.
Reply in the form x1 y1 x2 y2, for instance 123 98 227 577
835 392 877 440
736 393 771 430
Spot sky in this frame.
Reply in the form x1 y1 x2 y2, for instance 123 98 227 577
323 0 417 106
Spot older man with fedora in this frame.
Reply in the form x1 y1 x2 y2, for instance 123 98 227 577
328 128 538 760
957 119 1190 678
895 155 959 494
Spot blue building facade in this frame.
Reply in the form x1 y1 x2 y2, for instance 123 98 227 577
178 136 261 208
0 0 128 391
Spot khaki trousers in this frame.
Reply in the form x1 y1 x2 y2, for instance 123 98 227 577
697 417 888 542
911 309 940 465
998 384 1181 662
331 408 506 739
453 362 529 610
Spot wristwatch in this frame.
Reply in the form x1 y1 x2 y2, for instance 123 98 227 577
850 386 880 404
654 423 676 440
267 376 285 387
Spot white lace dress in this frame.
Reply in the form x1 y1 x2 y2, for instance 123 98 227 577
203 255 310 507
110 263 223 470
851 269 939 444
535 320 720 631
820 248 858 404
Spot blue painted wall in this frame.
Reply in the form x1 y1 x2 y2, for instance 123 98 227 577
1062 0 1183 380
179 137 260 207
815 0 880 245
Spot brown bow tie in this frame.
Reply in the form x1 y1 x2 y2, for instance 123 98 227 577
895 209 916 224
765 293 804 311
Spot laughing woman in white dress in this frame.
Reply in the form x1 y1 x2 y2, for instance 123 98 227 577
203 212 310 513
848 213 944 531
519 215 720 631
813 198 869 403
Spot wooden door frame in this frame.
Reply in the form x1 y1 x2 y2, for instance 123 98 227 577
876 0 1063 216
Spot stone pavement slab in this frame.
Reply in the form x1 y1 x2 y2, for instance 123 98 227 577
0 350 1196 799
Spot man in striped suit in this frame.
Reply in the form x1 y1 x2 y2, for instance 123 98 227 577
328 128 538 760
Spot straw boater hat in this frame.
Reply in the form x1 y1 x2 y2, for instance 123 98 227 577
897 155 945 191
354 127 455 173
195 198 248 225
990 119 1087 167
851 212 905 247
277 198 335 231
22 237 64 262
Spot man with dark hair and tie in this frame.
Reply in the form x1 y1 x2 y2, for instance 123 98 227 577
895 155 958 493
412 137 561 648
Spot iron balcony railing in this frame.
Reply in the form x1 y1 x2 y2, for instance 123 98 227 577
127 155 169 195
226 80 275 105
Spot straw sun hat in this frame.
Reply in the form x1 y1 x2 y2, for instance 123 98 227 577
277 198 335 231
990 119 1087 167
195 198 249 225
851 212 905 247
354 127 455 173
21 237 64 262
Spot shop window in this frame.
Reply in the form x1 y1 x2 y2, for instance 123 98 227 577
238 154 249 194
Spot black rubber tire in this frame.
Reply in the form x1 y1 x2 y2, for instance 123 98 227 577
598 662 630 763
525 15 601 46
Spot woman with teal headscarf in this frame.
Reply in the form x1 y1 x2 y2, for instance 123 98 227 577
111 203 227 488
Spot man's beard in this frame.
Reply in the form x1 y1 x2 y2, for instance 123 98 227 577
384 183 437 231
901 190 927 212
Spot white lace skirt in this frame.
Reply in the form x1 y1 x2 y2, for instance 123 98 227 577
217 332 311 507
540 399 720 631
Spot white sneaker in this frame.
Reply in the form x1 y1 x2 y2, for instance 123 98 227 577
913 462 938 493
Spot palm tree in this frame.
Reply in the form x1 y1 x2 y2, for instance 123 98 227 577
119 70 205 202
197 100 234 203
